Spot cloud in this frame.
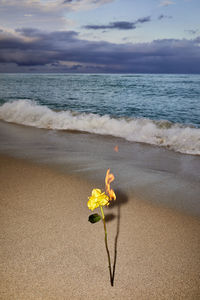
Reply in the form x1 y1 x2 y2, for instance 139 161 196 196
85 22 136 30
62 0 115 11
0 0 67 31
185 29 199 35
0 0 115 31
0 28 200 73
159 0 175 6
158 14 172 20
84 16 151 30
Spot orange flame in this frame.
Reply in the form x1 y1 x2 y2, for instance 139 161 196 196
114 145 119 152
105 168 116 201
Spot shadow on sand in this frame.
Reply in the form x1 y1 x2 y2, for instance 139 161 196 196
105 189 129 286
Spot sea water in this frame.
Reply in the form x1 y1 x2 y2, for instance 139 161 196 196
0 73 200 155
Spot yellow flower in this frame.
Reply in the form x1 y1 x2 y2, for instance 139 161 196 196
87 188 109 211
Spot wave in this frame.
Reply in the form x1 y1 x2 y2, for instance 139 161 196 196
0 99 199 155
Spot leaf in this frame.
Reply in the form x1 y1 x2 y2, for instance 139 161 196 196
88 214 101 224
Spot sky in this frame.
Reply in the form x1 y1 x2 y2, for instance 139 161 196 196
0 0 200 73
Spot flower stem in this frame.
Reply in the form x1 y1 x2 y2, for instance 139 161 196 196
100 206 113 286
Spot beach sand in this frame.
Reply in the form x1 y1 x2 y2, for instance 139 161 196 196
0 154 200 299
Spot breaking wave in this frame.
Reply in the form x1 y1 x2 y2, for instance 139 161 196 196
0 99 199 155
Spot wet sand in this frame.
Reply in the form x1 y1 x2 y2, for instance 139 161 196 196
1 120 200 217
0 154 200 299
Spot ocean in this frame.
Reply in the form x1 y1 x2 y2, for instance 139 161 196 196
0 73 200 216
0 73 200 155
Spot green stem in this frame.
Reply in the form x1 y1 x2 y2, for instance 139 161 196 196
100 206 113 286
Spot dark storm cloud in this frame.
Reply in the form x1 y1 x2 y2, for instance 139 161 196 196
85 21 136 30
84 16 151 30
15 28 78 40
0 28 200 73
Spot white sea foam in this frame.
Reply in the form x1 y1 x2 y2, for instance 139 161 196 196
0 99 199 155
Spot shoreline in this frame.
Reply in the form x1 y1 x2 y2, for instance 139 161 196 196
1 154 200 299
1 119 200 217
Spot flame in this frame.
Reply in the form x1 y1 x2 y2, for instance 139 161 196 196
105 168 116 201
114 145 119 152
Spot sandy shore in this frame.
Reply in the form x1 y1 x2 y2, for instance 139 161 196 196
0 154 200 299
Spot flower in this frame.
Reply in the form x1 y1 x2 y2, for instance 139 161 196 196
87 188 109 211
